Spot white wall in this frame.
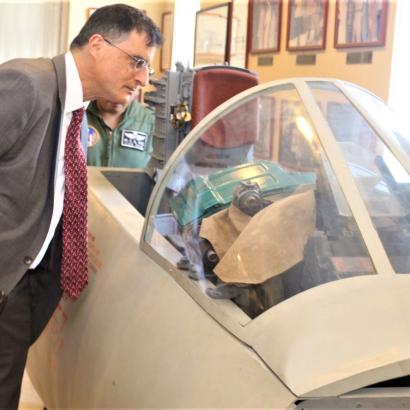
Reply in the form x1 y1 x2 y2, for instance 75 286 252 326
0 1 67 63
388 0 410 124
171 0 200 69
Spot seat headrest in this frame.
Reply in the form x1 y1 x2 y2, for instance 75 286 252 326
191 67 259 148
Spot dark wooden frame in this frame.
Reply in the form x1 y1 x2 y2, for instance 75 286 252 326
160 12 173 71
194 3 232 67
247 0 282 55
334 0 388 48
286 0 328 52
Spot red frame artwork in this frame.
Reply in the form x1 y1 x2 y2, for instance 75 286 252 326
286 0 329 52
334 0 388 48
248 0 282 54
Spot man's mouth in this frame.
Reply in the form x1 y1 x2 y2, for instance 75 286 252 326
125 86 136 93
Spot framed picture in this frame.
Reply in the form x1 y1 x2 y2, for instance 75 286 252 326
287 0 328 51
335 0 388 48
230 0 249 67
248 0 282 54
194 3 231 67
160 12 173 71
279 100 316 171
86 8 97 19
254 96 275 160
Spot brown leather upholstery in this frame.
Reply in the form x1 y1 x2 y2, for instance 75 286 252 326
191 66 259 148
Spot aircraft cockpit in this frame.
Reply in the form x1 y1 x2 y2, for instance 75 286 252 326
28 78 410 408
143 78 410 319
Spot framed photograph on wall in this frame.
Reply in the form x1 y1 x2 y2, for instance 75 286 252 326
287 0 328 51
194 3 231 67
160 12 173 71
335 0 388 48
248 0 282 54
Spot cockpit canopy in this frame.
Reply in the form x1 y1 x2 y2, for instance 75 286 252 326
143 78 410 319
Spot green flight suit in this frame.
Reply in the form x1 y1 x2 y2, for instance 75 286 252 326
86 100 155 168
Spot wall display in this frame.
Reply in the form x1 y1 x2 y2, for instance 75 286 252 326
248 0 282 54
287 0 328 51
194 3 231 67
335 0 388 48
160 12 173 71
230 0 249 67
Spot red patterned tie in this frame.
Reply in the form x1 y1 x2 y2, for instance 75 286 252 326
61 108 88 300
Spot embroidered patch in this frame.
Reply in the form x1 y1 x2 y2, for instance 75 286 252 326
87 126 100 147
121 130 148 151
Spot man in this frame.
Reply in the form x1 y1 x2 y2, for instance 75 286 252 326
87 93 155 168
0 4 162 408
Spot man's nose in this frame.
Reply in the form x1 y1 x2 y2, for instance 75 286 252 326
134 67 149 87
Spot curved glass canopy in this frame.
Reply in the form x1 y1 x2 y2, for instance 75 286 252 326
142 78 410 320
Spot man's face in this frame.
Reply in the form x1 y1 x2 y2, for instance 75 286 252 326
93 30 156 105
96 99 128 115
95 87 139 116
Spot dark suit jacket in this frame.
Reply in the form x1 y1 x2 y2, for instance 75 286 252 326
0 54 67 295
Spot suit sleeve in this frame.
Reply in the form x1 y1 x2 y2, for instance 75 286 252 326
0 67 36 158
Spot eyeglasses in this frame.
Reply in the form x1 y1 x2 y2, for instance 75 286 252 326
103 38 154 76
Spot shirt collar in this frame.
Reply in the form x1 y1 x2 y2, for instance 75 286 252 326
64 51 86 114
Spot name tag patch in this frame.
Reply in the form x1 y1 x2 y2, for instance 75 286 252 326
121 130 148 151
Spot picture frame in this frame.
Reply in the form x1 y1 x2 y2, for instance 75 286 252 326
194 3 231 67
160 12 173 71
248 0 282 54
287 0 328 51
334 0 388 48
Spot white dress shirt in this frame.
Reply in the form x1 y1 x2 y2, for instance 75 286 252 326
30 52 85 268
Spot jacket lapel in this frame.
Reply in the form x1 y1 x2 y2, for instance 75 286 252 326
51 54 88 157
52 54 66 110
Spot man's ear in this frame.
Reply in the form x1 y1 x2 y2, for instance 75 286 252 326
87 34 105 58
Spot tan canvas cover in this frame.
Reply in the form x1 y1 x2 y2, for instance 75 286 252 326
200 204 252 258
201 190 315 284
